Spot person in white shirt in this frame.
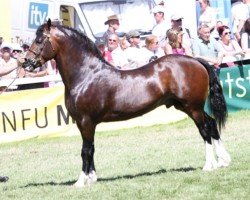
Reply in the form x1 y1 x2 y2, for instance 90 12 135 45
151 5 170 47
124 30 145 68
140 35 165 65
106 34 129 69
231 0 249 42
198 0 217 31
0 45 19 91
241 18 250 55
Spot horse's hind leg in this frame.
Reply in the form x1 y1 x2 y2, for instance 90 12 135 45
205 113 231 168
188 109 218 171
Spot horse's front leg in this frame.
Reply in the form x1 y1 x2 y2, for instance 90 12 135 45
74 119 97 187
74 139 97 187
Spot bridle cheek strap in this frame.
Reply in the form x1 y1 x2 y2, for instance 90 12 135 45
28 32 55 57
43 33 55 52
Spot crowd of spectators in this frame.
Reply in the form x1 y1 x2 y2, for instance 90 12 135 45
0 0 250 91
0 39 59 92
98 0 250 69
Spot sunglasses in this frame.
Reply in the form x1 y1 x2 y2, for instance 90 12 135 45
223 32 231 36
13 50 22 53
108 39 117 42
131 36 140 39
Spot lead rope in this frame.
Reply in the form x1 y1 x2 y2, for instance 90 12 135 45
0 66 22 95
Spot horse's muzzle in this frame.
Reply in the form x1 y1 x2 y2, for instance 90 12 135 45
22 58 41 71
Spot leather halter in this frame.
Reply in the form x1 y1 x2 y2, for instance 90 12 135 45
28 32 55 57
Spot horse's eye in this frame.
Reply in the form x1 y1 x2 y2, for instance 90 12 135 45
36 38 43 44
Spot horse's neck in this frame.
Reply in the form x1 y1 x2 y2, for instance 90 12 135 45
55 49 103 89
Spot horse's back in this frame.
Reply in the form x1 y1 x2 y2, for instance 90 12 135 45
156 55 209 104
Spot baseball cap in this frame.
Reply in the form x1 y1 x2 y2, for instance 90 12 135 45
126 30 140 40
152 5 165 14
171 14 184 21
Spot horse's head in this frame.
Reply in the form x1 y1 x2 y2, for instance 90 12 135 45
23 19 57 71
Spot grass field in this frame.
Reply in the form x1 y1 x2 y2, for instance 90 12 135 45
0 110 249 200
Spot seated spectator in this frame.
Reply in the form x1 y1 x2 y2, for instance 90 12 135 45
11 43 23 59
169 14 193 49
164 28 192 56
241 18 250 54
140 35 165 64
192 24 224 68
103 34 129 69
124 30 145 68
119 36 130 51
0 44 18 80
0 44 19 91
217 25 245 65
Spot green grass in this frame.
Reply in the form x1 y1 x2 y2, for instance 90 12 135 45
0 110 249 200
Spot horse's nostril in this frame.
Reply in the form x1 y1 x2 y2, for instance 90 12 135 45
24 58 28 61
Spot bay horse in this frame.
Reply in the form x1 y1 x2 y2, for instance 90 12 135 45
23 19 231 187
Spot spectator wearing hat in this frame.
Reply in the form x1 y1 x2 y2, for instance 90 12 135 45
151 5 170 47
0 43 24 91
124 30 144 68
11 43 23 59
0 44 18 80
169 14 193 49
102 14 120 47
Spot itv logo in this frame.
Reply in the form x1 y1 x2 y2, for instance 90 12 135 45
28 2 48 29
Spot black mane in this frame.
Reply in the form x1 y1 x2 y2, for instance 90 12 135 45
36 24 107 63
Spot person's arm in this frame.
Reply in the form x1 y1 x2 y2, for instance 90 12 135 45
241 32 249 51
164 43 173 55
0 63 18 76
235 19 246 42
182 43 192 57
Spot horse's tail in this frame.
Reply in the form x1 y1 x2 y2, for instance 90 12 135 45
196 58 228 132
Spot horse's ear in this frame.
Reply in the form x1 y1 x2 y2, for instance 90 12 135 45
47 18 52 30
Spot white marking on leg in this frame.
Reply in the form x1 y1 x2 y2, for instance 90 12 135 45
203 141 218 171
213 139 231 168
74 171 89 188
87 170 97 184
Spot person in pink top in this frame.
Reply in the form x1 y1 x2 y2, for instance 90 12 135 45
217 25 245 65
164 28 192 56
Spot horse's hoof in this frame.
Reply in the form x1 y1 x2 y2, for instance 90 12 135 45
202 161 218 171
87 170 97 184
217 158 231 168
73 172 88 188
